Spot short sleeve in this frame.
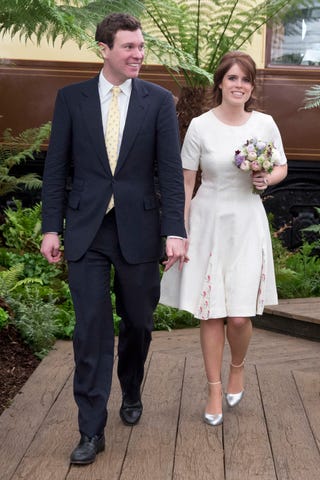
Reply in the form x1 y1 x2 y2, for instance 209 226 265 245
269 116 287 165
181 118 201 171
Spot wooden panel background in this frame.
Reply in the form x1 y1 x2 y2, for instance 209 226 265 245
0 59 319 160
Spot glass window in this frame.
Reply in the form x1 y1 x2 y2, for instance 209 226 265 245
269 1 320 66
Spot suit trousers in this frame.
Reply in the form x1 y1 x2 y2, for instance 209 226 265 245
68 210 160 436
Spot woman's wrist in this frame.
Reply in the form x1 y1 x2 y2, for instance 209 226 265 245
265 173 271 186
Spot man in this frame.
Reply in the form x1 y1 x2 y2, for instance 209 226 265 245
40 13 186 465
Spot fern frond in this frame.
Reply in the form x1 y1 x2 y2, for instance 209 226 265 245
303 85 320 110
0 263 24 293
141 0 316 87
10 277 43 292
0 122 50 197
0 0 145 48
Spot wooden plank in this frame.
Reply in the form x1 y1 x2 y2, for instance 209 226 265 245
0 340 73 480
119 352 185 480
258 365 320 480
293 369 320 452
11 349 130 480
264 299 320 324
222 363 276 480
173 356 224 480
11 373 77 480
149 328 201 356
66 356 152 480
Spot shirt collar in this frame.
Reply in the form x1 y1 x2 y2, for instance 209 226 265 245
99 71 132 98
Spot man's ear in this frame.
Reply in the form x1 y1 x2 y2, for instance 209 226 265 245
98 42 109 59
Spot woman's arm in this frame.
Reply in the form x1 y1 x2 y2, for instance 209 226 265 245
183 169 197 233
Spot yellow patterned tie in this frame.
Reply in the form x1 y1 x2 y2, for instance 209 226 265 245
105 86 121 212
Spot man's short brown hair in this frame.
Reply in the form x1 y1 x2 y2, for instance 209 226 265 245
95 13 142 48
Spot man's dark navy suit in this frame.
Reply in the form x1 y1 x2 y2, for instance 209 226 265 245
42 75 186 436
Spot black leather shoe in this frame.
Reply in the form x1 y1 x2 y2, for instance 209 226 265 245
120 399 143 426
70 434 105 465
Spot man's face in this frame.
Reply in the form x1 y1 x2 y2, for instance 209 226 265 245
100 29 145 85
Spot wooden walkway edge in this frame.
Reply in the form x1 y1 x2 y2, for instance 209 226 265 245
258 297 320 341
0 302 320 479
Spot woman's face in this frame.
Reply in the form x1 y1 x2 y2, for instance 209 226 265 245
219 63 254 108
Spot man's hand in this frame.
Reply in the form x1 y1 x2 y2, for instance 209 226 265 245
40 233 62 264
162 237 189 271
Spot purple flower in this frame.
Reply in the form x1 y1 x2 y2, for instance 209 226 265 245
235 152 245 166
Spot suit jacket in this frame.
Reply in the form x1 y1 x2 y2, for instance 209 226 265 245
41 76 186 263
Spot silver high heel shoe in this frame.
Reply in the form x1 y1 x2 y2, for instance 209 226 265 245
226 361 245 408
203 381 223 426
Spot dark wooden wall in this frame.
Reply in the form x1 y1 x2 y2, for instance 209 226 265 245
1 59 319 161
1 60 319 248
0 60 181 144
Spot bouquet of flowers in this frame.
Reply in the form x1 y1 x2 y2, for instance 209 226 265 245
234 138 281 193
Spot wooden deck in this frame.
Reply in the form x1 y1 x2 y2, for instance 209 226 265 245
0 322 320 479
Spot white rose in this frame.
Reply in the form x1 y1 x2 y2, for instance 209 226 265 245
247 151 257 161
240 160 251 171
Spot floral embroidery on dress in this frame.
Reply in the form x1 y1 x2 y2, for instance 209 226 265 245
256 247 266 314
196 253 213 320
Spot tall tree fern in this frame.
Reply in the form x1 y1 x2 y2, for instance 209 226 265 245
0 0 144 49
140 0 316 138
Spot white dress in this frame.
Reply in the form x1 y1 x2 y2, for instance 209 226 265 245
160 110 287 320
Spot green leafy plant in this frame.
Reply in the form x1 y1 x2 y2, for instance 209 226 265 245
154 303 198 331
302 207 320 235
53 281 75 339
1 200 42 252
9 285 58 358
0 123 50 197
0 200 73 353
0 306 9 329
270 210 320 299
277 241 320 298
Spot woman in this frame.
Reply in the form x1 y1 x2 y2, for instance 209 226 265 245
160 51 287 426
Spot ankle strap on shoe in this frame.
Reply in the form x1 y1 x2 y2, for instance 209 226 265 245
230 360 245 368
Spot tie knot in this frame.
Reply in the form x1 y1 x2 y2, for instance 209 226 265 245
112 86 121 97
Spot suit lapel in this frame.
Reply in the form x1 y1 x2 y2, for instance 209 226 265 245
80 76 110 174
116 79 149 173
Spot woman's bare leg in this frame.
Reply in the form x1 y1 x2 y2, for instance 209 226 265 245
200 318 225 413
226 317 252 393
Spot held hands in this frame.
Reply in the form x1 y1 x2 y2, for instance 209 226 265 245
252 171 270 191
40 233 62 264
162 237 189 272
